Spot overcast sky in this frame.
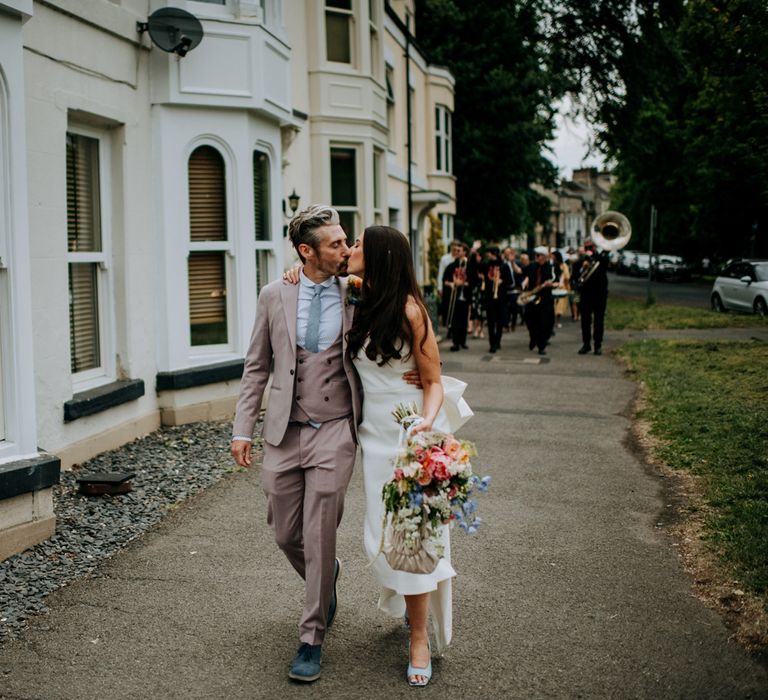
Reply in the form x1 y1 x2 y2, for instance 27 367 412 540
546 99 606 179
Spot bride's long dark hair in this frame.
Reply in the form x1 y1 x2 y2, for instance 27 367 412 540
346 226 430 365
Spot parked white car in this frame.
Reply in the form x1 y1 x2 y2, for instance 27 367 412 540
711 259 768 316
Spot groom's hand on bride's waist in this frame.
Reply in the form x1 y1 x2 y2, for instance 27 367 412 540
402 369 423 389
231 439 252 468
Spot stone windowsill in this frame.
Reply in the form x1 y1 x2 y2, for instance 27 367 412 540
0 454 61 501
156 359 244 392
63 378 145 422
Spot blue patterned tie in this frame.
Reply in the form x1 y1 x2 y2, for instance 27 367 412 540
304 285 322 352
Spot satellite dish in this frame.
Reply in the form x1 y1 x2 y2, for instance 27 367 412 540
137 8 204 57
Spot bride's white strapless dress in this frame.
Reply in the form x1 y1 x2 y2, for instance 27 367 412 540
353 345 472 652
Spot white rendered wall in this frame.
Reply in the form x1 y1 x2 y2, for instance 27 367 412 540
0 4 40 462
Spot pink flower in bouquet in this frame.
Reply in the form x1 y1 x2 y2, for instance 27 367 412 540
413 446 428 464
442 436 463 459
394 467 405 481
426 448 452 481
434 462 451 481
416 462 434 485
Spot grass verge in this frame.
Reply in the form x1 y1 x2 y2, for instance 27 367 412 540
607 297 768 330
618 339 768 611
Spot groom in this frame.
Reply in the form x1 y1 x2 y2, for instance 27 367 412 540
231 205 362 682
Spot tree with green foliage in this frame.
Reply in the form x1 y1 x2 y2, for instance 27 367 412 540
415 0 566 243
548 0 768 261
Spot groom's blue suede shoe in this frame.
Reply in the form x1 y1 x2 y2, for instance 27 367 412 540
288 643 322 682
327 558 342 628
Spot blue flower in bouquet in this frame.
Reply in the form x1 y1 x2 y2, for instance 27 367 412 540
471 475 492 493
408 490 424 508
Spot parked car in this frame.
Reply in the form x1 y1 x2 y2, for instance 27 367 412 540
711 259 768 315
629 253 653 277
654 254 691 282
615 249 638 275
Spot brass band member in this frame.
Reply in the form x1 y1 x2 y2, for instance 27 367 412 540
442 241 471 352
522 246 556 356
482 247 512 353
577 238 610 355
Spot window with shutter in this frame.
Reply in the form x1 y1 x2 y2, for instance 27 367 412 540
188 145 229 347
66 132 108 378
253 151 269 241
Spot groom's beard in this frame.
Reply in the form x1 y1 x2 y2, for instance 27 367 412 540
337 259 349 275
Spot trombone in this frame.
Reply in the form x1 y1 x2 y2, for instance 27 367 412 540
446 257 467 329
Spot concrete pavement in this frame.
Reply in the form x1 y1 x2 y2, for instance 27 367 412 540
1 319 767 699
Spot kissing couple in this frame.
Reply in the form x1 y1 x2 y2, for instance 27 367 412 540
232 204 471 686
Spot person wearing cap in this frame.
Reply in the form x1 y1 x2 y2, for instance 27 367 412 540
522 246 556 355
577 239 610 355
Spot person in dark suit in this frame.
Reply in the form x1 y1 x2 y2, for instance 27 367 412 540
443 242 471 352
577 238 610 355
482 247 512 353
522 246 555 355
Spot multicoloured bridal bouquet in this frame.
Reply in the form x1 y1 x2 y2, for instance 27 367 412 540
379 402 490 574
346 274 363 305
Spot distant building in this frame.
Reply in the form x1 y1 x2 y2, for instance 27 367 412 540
531 167 615 250
0 0 454 558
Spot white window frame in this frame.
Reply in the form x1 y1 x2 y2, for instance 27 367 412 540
66 126 116 392
0 79 9 443
330 143 361 243
435 104 452 174
368 0 380 79
325 0 356 67
441 213 454 250
187 142 235 357
385 64 396 151
373 148 384 225
187 0 233 18
252 146 275 293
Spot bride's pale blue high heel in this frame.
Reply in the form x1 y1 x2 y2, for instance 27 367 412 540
406 639 432 687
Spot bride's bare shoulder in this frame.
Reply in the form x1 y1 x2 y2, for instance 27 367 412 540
404 296 425 320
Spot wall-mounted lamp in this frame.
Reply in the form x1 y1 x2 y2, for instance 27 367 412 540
287 189 301 215
283 189 301 237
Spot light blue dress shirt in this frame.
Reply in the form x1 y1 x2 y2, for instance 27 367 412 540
296 271 342 352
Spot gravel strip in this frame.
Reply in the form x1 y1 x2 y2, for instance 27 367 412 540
0 420 260 643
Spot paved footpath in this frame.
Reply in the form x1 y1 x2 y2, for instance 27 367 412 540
2 321 767 699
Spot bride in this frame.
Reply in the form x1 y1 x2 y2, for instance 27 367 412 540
345 225 460 687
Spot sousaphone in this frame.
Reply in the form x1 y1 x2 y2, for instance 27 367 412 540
579 210 632 286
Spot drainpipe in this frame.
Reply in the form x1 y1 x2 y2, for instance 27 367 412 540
405 15 415 270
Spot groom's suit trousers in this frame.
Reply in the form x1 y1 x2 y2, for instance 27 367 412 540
261 417 356 645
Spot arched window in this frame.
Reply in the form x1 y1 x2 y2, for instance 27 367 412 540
188 145 229 347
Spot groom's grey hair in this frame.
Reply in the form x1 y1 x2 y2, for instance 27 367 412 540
288 204 340 262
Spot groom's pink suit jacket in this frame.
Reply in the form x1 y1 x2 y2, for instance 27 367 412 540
232 276 363 445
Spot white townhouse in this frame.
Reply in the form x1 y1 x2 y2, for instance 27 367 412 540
0 0 454 559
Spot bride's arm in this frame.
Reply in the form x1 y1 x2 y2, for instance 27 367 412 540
405 299 443 434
